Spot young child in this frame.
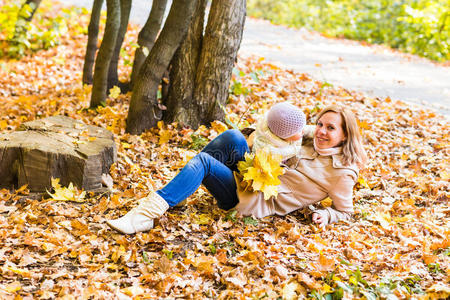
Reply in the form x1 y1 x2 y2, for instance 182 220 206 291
248 102 306 160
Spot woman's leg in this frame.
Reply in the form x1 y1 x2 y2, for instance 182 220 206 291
107 130 249 234
157 152 238 210
201 129 250 171
157 129 250 209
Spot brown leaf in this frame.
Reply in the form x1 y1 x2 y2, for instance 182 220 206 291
154 255 173 274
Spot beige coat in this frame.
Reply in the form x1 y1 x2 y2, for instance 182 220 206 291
235 145 359 224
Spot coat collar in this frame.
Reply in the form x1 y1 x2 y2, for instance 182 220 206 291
298 146 359 174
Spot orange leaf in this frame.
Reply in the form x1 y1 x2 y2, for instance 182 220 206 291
318 253 335 272
192 255 215 275
422 253 438 265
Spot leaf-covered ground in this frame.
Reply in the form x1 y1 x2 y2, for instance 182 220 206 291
0 3 448 299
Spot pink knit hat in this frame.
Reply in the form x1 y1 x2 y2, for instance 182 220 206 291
267 103 306 139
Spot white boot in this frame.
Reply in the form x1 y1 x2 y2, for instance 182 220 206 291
106 192 169 234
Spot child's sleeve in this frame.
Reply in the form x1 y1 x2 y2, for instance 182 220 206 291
253 135 301 160
303 125 315 138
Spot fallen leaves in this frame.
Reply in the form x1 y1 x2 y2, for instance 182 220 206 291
0 2 448 298
4 281 21 293
426 283 450 300
108 85 121 99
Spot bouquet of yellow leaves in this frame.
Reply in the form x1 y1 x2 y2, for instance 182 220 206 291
237 149 285 200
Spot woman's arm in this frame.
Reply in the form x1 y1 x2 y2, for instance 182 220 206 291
312 174 355 227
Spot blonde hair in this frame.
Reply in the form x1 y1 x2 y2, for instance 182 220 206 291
316 105 367 168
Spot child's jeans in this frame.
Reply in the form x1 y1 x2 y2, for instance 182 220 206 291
156 129 250 210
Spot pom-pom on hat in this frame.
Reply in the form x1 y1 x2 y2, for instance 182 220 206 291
267 103 306 139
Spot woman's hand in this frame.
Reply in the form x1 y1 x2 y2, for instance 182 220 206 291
312 211 328 228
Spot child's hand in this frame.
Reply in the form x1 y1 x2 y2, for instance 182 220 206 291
246 131 255 150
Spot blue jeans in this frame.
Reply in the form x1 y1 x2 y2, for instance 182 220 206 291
156 129 250 210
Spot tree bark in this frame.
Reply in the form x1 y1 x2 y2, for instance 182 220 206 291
107 0 132 90
193 0 246 125
129 0 167 89
161 69 170 103
90 0 121 108
82 0 104 85
20 0 41 21
126 0 198 135
163 0 207 126
12 0 42 42
0 116 116 193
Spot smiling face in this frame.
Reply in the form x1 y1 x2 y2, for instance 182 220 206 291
314 112 347 149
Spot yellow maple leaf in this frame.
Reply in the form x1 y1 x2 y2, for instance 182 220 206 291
159 129 172 145
7 266 31 278
357 176 370 189
320 197 333 207
260 184 279 200
51 177 61 189
194 213 212 225
322 283 333 293
210 120 228 134
157 120 172 144
47 177 86 202
121 142 132 149
440 170 449 181
0 120 8 130
357 120 371 130
109 85 121 99
237 152 255 174
238 149 285 200
5 281 21 293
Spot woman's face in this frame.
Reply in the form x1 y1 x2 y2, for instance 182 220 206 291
314 112 346 149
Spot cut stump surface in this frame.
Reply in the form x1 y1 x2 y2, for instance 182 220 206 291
0 116 117 192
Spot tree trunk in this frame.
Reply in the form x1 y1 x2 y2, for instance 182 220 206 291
129 0 168 89
12 0 42 42
90 0 121 108
126 0 198 135
107 0 132 90
20 0 41 21
161 69 170 103
82 0 104 85
193 0 246 125
163 0 207 126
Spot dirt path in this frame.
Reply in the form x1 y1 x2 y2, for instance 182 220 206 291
68 0 450 116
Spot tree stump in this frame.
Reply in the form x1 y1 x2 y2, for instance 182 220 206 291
0 116 117 193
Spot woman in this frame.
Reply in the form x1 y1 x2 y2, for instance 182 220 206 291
107 105 367 234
